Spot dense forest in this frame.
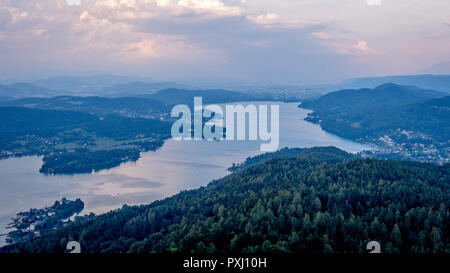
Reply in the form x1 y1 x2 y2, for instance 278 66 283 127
228 147 352 173
0 106 172 174
302 84 449 164
2 147 448 253
302 84 448 141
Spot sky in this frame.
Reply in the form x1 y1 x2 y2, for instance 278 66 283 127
0 0 449 84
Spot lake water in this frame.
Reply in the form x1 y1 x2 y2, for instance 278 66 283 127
0 102 371 245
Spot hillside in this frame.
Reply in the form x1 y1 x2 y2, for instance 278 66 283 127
1 96 172 119
0 107 172 174
302 84 449 164
301 83 444 117
228 147 353 173
1 147 448 253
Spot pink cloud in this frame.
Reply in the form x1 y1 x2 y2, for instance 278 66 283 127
354 41 370 51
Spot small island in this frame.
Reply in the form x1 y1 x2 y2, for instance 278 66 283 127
4 198 85 245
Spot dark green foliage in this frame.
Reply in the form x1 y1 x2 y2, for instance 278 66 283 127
228 147 353 172
84 114 171 140
301 84 449 140
304 90 450 141
301 84 449 164
2 148 448 253
0 106 172 174
0 107 171 141
301 83 443 116
0 107 94 140
40 149 141 174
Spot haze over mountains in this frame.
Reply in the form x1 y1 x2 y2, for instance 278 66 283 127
1 96 172 118
340 75 450 93
33 75 154 93
1 74 450 99
0 75 190 98
0 83 65 98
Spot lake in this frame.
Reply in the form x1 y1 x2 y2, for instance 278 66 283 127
0 102 371 245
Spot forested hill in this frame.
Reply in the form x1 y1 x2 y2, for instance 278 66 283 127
301 84 449 164
301 83 444 116
0 107 172 174
2 147 448 253
228 146 353 173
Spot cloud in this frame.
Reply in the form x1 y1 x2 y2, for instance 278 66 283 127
66 0 81 6
0 0 360 83
247 13 280 25
354 41 370 51
366 0 381 6
177 0 243 16
311 31 331 40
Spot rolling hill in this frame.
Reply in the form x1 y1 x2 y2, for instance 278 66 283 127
1 96 172 118
0 106 172 174
302 84 449 164
341 75 450 93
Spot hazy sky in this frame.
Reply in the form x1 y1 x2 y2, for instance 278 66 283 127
0 0 449 84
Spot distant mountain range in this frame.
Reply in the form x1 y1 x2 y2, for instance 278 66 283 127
341 74 450 93
100 81 189 96
143 88 260 105
0 77 259 100
2 74 450 99
0 83 68 98
33 75 154 93
1 96 172 118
